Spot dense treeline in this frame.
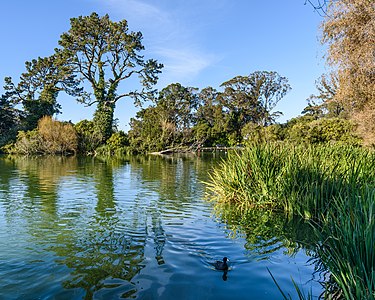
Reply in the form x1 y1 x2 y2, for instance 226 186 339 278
1 1 374 155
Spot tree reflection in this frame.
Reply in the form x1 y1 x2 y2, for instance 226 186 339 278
214 204 318 258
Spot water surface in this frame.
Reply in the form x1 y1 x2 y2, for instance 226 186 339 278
0 154 322 299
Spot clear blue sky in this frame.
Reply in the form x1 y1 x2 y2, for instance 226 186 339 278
0 0 327 131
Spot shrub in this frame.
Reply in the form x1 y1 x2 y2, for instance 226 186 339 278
37 116 78 154
6 116 78 155
287 117 361 145
95 131 130 156
8 129 41 155
74 119 101 154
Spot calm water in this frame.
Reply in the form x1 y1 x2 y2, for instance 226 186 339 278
0 154 323 299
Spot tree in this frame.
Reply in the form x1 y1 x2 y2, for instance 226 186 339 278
247 71 291 126
303 73 344 118
155 83 198 146
322 0 374 108
128 107 165 152
58 13 163 143
3 53 81 130
305 0 331 15
194 87 228 146
321 0 375 145
219 75 262 143
0 92 20 145
219 71 290 143
127 83 199 152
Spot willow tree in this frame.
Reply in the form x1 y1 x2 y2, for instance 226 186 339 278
59 13 163 143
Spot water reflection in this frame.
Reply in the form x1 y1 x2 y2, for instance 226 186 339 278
0 154 322 299
215 205 318 259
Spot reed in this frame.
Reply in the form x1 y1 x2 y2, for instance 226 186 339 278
206 142 375 218
313 187 375 300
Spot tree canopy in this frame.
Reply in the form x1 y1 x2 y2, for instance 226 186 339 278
58 12 163 143
3 54 81 130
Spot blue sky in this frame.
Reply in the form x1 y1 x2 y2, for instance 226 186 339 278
0 0 327 131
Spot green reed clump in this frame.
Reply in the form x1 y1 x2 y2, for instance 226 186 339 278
313 186 375 300
206 142 375 218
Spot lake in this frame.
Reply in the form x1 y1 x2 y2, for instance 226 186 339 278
0 154 323 299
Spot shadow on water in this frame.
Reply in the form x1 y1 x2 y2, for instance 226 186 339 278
0 154 326 299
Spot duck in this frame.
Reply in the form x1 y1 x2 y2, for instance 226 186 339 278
214 257 229 271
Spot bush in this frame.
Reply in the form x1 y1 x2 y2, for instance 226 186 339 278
6 116 78 155
287 117 361 145
7 129 41 155
74 119 101 154
38 116 78 154
95 131 130 156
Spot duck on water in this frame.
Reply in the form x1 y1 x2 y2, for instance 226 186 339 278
214 257 229 271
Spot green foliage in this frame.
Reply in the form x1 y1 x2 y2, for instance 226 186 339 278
287 117 361 145
0 92 20 147
128 83 199 152
96 131 130 156
207 142 375 298
58 12 162 143
7 129 41 155
219 71 291 139
3 54 81 131
193 86 229 146
106 131 129 149
74 119 100 154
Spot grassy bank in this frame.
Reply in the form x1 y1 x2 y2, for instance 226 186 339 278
206 142 375 299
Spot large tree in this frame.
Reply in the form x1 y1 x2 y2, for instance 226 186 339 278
247 71 291 126
58 13 163 143
128 83 198 151
194 87 228 146
3 53 80 130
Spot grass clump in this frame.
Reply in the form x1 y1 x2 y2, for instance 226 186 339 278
314 187 375 300
206 142 375 217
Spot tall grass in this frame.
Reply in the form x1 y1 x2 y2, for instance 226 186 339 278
313 186 375 300
206 142 375 218
206 142 375 299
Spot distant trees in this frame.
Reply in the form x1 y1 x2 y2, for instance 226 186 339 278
128 83 199 151
128 71 291 151
219 71 291 143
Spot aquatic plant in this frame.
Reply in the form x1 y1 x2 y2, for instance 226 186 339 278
313 187 375 300
206 142 375 218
